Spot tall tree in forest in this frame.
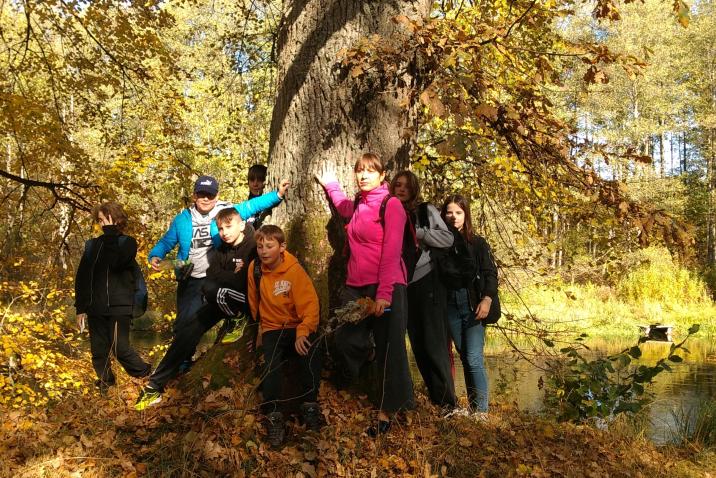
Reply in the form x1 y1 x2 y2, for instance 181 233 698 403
264 0 692 310
267 0 432 307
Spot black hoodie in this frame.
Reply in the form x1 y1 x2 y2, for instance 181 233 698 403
75 225 137 316
202 224 257 295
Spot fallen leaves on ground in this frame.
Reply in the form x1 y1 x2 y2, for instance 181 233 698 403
1 360 714 477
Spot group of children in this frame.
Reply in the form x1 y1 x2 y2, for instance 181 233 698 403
75 159 499 448
75 165 321 447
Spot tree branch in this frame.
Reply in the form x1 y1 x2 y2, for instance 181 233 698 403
0 168 95 211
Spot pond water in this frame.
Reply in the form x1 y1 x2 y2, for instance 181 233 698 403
131 330 716 445
450 335 716 445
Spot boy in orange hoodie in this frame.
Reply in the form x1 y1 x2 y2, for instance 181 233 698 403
247 225 322 447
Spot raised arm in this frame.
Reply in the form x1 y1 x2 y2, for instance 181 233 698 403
316 162 354 218
417 204 454 249
234 178 289 220
102 228 138 271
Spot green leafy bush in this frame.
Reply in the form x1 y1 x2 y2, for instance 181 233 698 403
543 325 700 422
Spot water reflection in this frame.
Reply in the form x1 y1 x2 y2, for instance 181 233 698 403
408 336 716 444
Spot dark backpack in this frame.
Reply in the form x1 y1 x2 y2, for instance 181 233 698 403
119 237 148 319
346 194 420 282
433 225 477 290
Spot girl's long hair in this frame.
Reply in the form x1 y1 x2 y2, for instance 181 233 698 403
441 194 474 243
390 170 420 212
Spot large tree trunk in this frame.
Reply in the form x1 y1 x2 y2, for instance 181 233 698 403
267 0 432 315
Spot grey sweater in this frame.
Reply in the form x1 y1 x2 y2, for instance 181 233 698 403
411 203 454 283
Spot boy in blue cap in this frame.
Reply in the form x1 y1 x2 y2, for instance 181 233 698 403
148 175 289 365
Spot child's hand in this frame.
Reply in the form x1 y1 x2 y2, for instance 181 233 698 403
149 257 162 271
373 299 391 317
278 178 291 198
98 214 114 226
475 297 492 320
315 162 338 187
234 259 244 273
295 335 311 356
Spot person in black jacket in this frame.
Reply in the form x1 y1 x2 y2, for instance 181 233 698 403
135 207 257 410
391 171 457 410
440 195 499 415
75 201 151 393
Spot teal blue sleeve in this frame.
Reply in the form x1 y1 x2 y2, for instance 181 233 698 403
148 215 180 262
234 191 282 219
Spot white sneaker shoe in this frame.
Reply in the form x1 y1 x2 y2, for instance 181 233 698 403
443 407 471 419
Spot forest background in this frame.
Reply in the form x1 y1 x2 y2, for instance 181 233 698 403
1 0 716 476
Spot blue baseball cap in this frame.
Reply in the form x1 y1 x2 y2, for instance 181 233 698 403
194 175 219 196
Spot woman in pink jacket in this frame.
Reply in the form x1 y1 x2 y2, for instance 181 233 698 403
316 153 414 436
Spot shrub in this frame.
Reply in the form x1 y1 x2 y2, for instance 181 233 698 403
617 247 709 305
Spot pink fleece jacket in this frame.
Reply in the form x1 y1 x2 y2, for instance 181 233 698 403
324 181 407 302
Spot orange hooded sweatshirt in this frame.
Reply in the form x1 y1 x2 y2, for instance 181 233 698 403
247 251 319 338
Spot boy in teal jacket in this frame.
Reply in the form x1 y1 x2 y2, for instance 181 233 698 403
148 175 289 366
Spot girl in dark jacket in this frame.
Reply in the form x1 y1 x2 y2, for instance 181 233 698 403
441 195 499 414
75 202 150 392
391 171 457 410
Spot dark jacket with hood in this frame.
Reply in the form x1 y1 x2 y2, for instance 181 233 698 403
450 229 500 323
75 225 137 316
202 224 257 297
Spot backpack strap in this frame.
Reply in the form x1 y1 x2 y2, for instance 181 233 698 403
379 195 417 248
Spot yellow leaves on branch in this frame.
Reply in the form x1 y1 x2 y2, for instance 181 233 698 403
1 282 90 408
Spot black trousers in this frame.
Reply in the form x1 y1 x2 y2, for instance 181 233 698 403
333 284 414 413
88 314 150 385
407 270 457 408
260 329 322 414
174 277 245 364
174 277 205 334
148 303 223 391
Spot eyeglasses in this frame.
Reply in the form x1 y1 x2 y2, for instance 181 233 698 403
195 192 217 200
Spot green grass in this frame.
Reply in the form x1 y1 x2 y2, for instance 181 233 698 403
502 247 716 339
669 399 716 449
502 283 716 338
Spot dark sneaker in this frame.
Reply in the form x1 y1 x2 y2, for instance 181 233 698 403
266 412 286 447
135 387 162 411
300 402 322 431
366 419 391 437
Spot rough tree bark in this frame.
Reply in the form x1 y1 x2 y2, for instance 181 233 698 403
266 0 432 315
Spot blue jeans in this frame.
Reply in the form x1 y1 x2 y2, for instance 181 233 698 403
447 288 488 412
